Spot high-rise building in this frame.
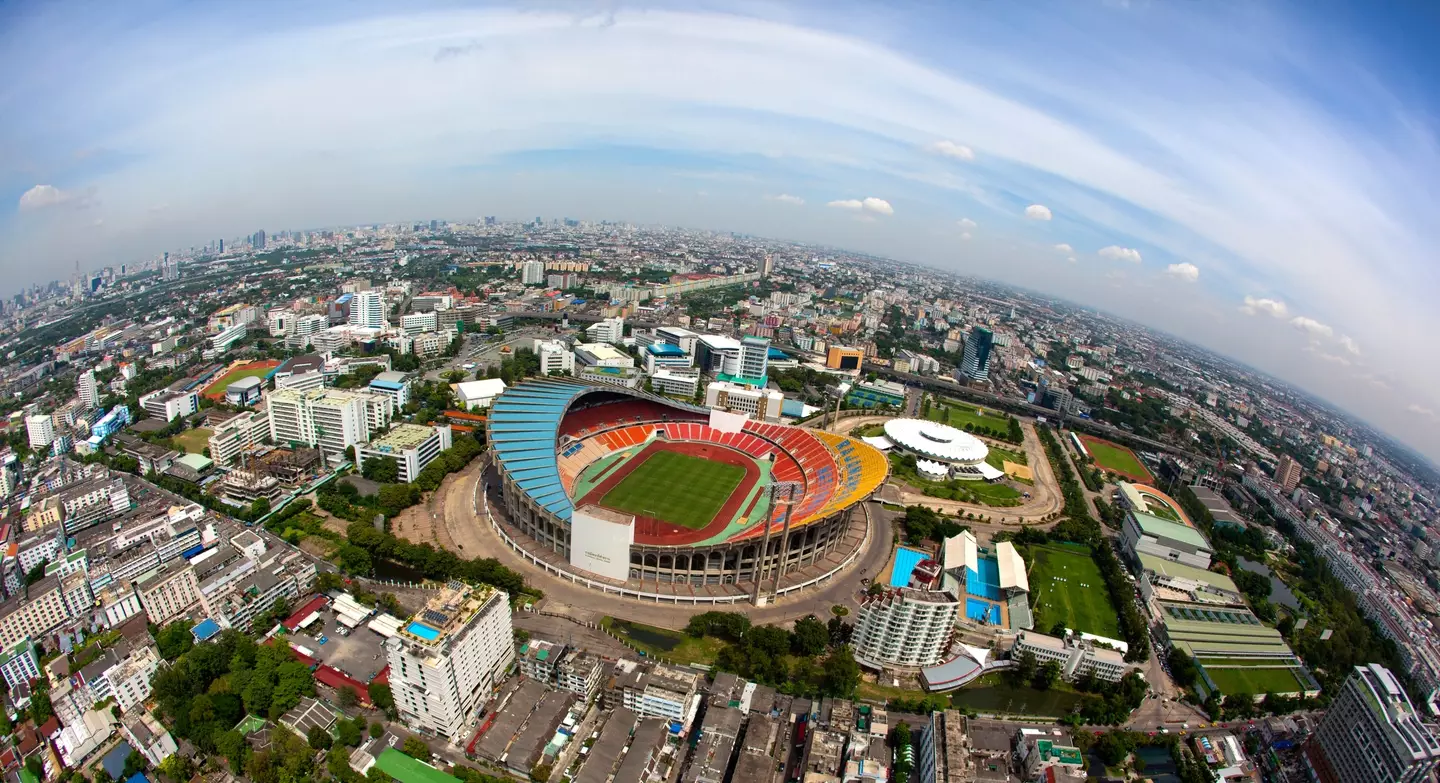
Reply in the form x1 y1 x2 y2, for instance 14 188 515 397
738 336 770 382
760 254 774 278
267 388 392 454
386 583 514 739
25 414 55 450
349 290 385 329
520 261 546 286
1275 454 1303 493
253 230 267 250
853 587 959 669
536 340 574 375
1306 664 1440 783
77 370 100 409
958 326 994 381
585 317 625 344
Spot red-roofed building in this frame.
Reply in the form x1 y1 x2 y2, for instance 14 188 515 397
282 595 330 632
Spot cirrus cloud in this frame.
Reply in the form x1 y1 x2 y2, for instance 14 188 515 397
924 140 975 161
1024 204 1052 220
764 193 804 205
1099 245 1143 263
1407 404 1439 422
1240 296 1288 318
1165 262 1199 282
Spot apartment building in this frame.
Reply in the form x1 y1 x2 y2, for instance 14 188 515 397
354 424 452 483
1307 664 1440 783
1012 631 1131 683
139 389 199 422
616 660 702 722
267 387 392 454
135 560 205 626
0 638 40 691
208 410 267 466
853 588 960 669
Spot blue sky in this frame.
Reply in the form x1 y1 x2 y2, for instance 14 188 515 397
3 0 1440 461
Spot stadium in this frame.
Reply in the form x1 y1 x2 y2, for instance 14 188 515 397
879 417 1003 481
485 379 889 601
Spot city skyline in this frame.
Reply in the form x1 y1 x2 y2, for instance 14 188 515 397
3 0 1440 458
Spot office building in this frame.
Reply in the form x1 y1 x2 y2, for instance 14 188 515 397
729 335 769 383
536 340 575 375
521 261 546 286
705 380 784 422
1012 631 1131 683
853 587 960 669
825 345 864 371
657 326 700 355
651 368 702 398
140 389 198 422
586 317 625 344
386 583 514 739
1275 454 1303 493
77 370 100 409
1307 664 1440 783
210 322 248 353
355 424 452 484
26 414 55 450
208 410 267 466
1122 510 1214 569
959 327 994 381
894 349 940 375
574 342 635 369
349 290 386 329
267 388 392 455
401 311 438 335
1041 386 1074 415
368 371 412 409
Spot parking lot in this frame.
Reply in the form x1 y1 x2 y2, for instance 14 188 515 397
288 608 391 684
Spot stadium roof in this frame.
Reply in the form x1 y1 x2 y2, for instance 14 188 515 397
1138 553 1238 593
996 541 1029 593
883 418 988 464
943 530 978 574
488 380 706 522
1131 511 1212 550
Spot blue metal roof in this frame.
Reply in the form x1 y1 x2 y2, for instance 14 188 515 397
488 379 706 522
646 343 686 357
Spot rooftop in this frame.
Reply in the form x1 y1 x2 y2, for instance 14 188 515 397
397 583 501 646
366 424 444 452
1131 510 1212 550
575 343 630 362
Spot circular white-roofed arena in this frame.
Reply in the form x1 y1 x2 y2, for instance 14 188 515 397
881 418 1004 481
483 379 890 604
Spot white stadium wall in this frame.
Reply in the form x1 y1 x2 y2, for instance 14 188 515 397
568 506 635 581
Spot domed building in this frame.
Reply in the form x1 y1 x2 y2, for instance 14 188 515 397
881 418 1004 481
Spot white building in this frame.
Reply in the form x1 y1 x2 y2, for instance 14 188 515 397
355 424 453 483
77 370 100 409
26 414 55 450
615 660 701 721
210 322 248 353
385 583 514 739
0 638 39 691
349 290 386 329
135 560 204 626
585 317 625 344
1121 510 1214 570
368 371 412 409
1309 664 1440 783
705 380 784 422
573 342 634 369
656 326 700 356
286 313 328 348
651 368 702 398
139 389 199 421
268 309 291 337
120 710 178 767
1012 631 1131 683
267 387 393 455
401 311 438 335
738 335 770 380
453 378 507 411
208 410 267 466
853 588 960 669
696 335 742 376
520 260 546 285
536 340 575 375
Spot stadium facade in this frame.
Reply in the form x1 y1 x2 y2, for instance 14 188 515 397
486 380 888 601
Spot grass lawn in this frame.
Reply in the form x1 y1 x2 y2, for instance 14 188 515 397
970 482 1022 505
202 361 278 397
931 402 1011 433
600 450 746 529
1201 663 1306 695
1081 436 1153 482
949 673 1086 718
601 617 724 666
1145 502 1182 522
985 445 1027 470
1027 543 1121 637
172 427 213 454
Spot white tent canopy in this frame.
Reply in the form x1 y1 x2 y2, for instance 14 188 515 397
996 541 1030 593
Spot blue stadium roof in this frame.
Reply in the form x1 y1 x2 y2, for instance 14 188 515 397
646 343 687 357
488 379 705 522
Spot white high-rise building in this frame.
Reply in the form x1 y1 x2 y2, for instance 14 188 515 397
267 388 392 454
520 261 546 286
77 371 100 409
853 587 959 669
738 335 770 381
536 340 574 375
349 290 386 329
386 583 514 739
26 414 55 450
208 410 268 466
267 309 291 337
705 381 784 422
1308 664 1440 783
586 317 624 344
400 311 438 335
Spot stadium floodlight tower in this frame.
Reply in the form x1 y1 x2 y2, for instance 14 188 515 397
752 481 803 605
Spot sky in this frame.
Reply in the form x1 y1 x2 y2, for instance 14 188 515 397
2 0 1440 462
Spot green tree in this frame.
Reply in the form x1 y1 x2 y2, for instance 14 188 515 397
250 497 271 519
336 718 363 747
337 687 360 709
402 736 431 761
362 456 400 483
791 615 829 657
307 725 333 750
215 729 246 773
155 620 196 660
1033 660 1062 691
820 646 861 696
369 683 396 719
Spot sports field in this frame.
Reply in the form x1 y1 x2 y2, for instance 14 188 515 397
172 427 213 455
1201 662 1306 696
1078 434 1154 482
599 450 746 530
932 401 1011 433
202 360 279 399
1027 543 1120 637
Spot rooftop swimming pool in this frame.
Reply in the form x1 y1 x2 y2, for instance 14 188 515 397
406 621 441 641
890 546 930 587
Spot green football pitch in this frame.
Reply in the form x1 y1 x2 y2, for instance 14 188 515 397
1201 662 1306 696
600 450 747 530
1027 544 1121 638
1082 437 1154 481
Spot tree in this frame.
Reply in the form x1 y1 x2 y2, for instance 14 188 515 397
369 683 396 719
336 718 363 747
1033 660 1062 691
791 615 829 657
159 754 195 781
307 725 333 750
371 722 385 738
1012 650 1039 686
123 749 148 778
820 646 861 696
156 620 195 660
402 736 431 761
215 729 246 773
250 497 271 519
827 616 854 647
337 687 360 709
362 455 400 483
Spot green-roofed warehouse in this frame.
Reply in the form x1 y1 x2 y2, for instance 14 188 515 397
375 749 461 783
1123 510 1214 569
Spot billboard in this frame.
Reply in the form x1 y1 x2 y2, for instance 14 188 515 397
569 505 635 582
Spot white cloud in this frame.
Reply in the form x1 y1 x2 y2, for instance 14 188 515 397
1066 256 1077 264
18 184 94 211
1290 316 1334 339
961 232 972 241
1024 204 1052 221
827 199 863 210
1053 243 1073 254
925 140 975 161
1408 404 1439 422
765 193 804 205
1338 335 1360 356
1099 245 1143 263
862 197 893 215
1165 262 1199 282
957 218 977 229
1240 296 1288 318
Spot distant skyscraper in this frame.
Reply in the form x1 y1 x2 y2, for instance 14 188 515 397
534 216 542 226
959 326 994 381
254 230 267 250
430 220 439 231
349 290 385 329
760 254 774 278
218 239 223 254
1306 664 1440 783
520 261 545 286
1274 454 1303 492
485 216 496 226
